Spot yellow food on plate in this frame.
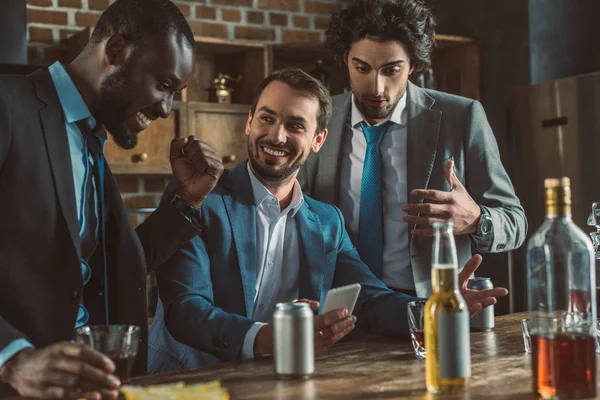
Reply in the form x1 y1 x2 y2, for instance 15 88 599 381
121 380 229 400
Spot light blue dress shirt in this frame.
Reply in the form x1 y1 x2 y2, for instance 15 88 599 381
0 62 98 369
240 164 305 359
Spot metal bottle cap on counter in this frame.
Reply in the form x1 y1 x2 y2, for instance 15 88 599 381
468 277 495 331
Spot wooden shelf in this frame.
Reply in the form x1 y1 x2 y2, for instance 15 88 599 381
188 36 269 105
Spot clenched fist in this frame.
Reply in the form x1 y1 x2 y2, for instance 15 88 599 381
170 136 224 208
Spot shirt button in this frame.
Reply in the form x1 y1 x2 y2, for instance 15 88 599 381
70 289 79 299
258 304 265 311
268 261 274 267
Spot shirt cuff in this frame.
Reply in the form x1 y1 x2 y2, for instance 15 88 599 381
0 339 34 369
241 322 268 360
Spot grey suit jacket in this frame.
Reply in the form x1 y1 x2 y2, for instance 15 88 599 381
298 82 527 297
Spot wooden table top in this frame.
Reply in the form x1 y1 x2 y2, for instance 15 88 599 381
126 312 600 399
8 312 599 399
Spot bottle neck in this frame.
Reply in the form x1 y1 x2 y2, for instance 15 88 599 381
545 184 571 218
546 203 571 218
431 265 459 293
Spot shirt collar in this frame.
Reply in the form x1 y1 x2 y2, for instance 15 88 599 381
247 162 304 217
48 61 96 129
350 90 407 129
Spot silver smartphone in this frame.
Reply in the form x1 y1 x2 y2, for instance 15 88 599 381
320 283 362 315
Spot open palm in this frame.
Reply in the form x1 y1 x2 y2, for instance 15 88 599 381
458 254 509 316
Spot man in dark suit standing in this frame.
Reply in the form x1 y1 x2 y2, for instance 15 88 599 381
0 0 223 398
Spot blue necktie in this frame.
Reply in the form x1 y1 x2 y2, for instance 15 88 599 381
75 119 109 327
358 121 392 279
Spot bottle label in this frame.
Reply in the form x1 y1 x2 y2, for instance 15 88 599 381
438 311 471 378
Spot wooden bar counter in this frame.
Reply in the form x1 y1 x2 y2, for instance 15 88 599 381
124 312 599 399
10 312 600 399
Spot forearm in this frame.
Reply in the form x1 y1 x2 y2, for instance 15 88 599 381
356 292 416 337
465 100 527 253
164 299 256 362
471 204 526 253
136 202 200 274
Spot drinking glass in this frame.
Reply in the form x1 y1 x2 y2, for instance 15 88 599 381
75 325 140 383
520 318 558 354
407 300 426 359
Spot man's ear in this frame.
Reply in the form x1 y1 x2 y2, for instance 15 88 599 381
105 34 133 66
245 110 253 136
311 128 328 153
343 52 349 67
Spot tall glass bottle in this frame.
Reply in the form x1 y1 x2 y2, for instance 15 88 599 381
425 222 470 394
527 177 597 399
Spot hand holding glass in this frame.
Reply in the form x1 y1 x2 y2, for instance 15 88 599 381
76 325 140 384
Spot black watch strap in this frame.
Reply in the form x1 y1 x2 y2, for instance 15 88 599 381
170 193 203 233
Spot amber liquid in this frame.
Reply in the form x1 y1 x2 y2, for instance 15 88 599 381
106 353 136 384
425 266 469 394
412 330 425 349
532 333 596 399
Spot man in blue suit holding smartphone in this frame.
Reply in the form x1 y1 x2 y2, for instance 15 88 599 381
148 68 507 372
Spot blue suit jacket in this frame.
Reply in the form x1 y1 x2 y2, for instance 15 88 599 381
148 163 416 373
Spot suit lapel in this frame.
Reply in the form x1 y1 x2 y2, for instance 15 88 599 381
30 69 80 257
296 204 325 304
312 93 352 206
406 82 442 231
223 165 258 317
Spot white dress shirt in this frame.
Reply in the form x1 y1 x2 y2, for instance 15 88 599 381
241 164 305 358
338 92 414 290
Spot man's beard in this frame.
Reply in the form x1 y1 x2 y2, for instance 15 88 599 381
351 82 405 121
247 139 305 184
96 62 139 150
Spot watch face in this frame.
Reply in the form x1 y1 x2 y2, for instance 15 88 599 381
481 216 492 235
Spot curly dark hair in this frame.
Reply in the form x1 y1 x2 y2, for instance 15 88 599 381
325 0 436 73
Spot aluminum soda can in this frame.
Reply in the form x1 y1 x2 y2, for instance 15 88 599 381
468 277 495 331
273 302 314 379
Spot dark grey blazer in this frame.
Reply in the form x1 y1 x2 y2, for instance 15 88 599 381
0 69 199 395
298 82 527 297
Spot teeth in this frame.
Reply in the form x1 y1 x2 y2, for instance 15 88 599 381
262 147 286 157
136 112 152 126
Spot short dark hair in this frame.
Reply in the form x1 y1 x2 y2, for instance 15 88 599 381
250 68 332 134
90 0 195 53
325 0 436 73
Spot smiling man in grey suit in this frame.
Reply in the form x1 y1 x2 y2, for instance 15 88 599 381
298 0 527 298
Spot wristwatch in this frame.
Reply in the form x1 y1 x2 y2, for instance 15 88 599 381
475 206 493 236
170 193 203 232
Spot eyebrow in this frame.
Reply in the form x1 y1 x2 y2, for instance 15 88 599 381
166 74 184 90
258 107 309 124
351 57 405 68
258 106 277 115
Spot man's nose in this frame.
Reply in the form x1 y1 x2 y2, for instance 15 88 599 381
372 72 384 97
268 123 287 144
157 95 173 118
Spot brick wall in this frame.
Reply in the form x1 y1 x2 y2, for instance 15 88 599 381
26 0 348 65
